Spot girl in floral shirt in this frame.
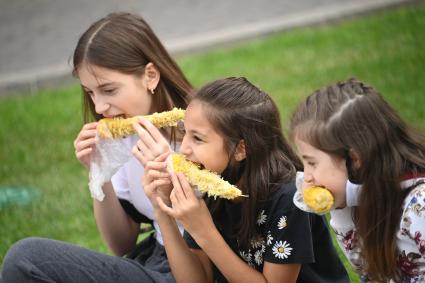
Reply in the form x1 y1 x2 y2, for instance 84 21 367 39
289 78 425 282
138 77 349 282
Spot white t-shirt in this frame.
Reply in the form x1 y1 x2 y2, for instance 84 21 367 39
111 134 184 245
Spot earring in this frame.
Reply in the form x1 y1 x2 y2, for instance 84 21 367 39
149 88 155 94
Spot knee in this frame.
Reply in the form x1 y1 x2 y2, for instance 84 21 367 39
1 237 48 281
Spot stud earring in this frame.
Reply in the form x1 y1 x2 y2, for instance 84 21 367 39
149 88 155 94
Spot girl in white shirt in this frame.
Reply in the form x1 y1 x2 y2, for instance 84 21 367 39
1 12 191 283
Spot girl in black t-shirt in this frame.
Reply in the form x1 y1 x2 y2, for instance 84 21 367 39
138 77 349 283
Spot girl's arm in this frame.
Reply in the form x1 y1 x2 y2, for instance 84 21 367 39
158 173 301 283
155 211 214 283
93 181 140 256
143 156 213 283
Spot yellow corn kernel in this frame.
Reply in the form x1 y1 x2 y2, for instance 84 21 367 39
98 108 185 139
169 153 244 200
303 186 334 213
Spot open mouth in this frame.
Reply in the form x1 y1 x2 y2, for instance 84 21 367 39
104 114 126 119
191 160 205 170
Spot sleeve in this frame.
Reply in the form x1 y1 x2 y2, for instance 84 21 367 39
263 205 315 264
329 207 369 280
398 184 425 280
111 166 151 224
111 165 131 201
183 230 201 250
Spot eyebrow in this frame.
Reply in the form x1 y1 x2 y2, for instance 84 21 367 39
81 82 119 90
301 154 315 160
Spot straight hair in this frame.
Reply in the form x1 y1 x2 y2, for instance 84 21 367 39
194 77 302 248
72 12 192 124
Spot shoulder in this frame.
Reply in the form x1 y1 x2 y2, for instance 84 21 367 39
403 183 425 213
264 182 299 215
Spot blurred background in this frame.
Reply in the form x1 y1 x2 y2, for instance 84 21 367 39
0 0 411 95
1 1 424 282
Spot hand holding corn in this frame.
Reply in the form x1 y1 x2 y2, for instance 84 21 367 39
168 153 244 200
98 108 185 139
303 186 334 213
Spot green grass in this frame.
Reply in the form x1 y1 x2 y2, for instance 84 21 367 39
1 4 424 282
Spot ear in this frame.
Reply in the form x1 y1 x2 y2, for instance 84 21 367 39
144 62 160 93
348 149 361 170
234 140 246 162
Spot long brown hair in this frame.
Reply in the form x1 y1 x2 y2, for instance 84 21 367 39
289 78 425 281
72 12 192 123
193 77 301 248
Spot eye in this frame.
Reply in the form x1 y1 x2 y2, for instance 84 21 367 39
102 88 116 95
193 135 203 143
307 161 316 167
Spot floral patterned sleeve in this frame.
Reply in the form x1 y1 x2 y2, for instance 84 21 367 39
260 205 315 264
329 207 370 281
397 184 425 281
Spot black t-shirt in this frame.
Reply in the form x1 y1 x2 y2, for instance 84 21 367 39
184 182 349 283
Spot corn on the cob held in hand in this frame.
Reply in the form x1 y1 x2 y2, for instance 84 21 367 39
168 153 244 200
98 108 185 139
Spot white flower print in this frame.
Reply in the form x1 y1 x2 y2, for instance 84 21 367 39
254 249 264 265
277 216 287 230
266 231 273 246
257 210 267 225
239 250 252 265
272 241 293 259
250 236 265 249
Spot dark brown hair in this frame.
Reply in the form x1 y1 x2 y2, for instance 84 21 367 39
289 78 425 281
72 12 192 122
193 77 301 248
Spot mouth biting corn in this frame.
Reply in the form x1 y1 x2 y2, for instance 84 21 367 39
303 186 334 213
168 153 244 200
98 108 185 139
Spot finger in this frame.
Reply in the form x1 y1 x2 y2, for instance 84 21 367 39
135 139 154 160
74 129 97 147
170 173 187 200
147 169 170 180
132 145 148 165
133 121 157 149
157 197 176 217
75 137 96 152
152 178 172 188
177 173 196 200
138 117 171 147
75 147 92 159
154 151 171 162
82 122 98 131
145 160 168 171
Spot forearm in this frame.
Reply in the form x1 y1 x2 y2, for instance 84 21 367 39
196 228 267 283
93 181 139 255
156 211 210 283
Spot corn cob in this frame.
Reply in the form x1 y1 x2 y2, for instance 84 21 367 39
168 153 244 200
303 186 334 213
98 108 185 139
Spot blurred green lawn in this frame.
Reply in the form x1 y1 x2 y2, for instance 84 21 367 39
1 4 424 282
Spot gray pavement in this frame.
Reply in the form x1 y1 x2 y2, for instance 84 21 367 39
0 0 411 96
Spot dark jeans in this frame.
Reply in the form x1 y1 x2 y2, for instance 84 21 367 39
0 236 175 283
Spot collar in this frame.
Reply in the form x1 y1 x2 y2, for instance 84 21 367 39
400 173 425 189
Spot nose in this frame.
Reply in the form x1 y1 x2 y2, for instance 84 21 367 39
179 134 192 157
93 94 110 115
303 170 314 184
